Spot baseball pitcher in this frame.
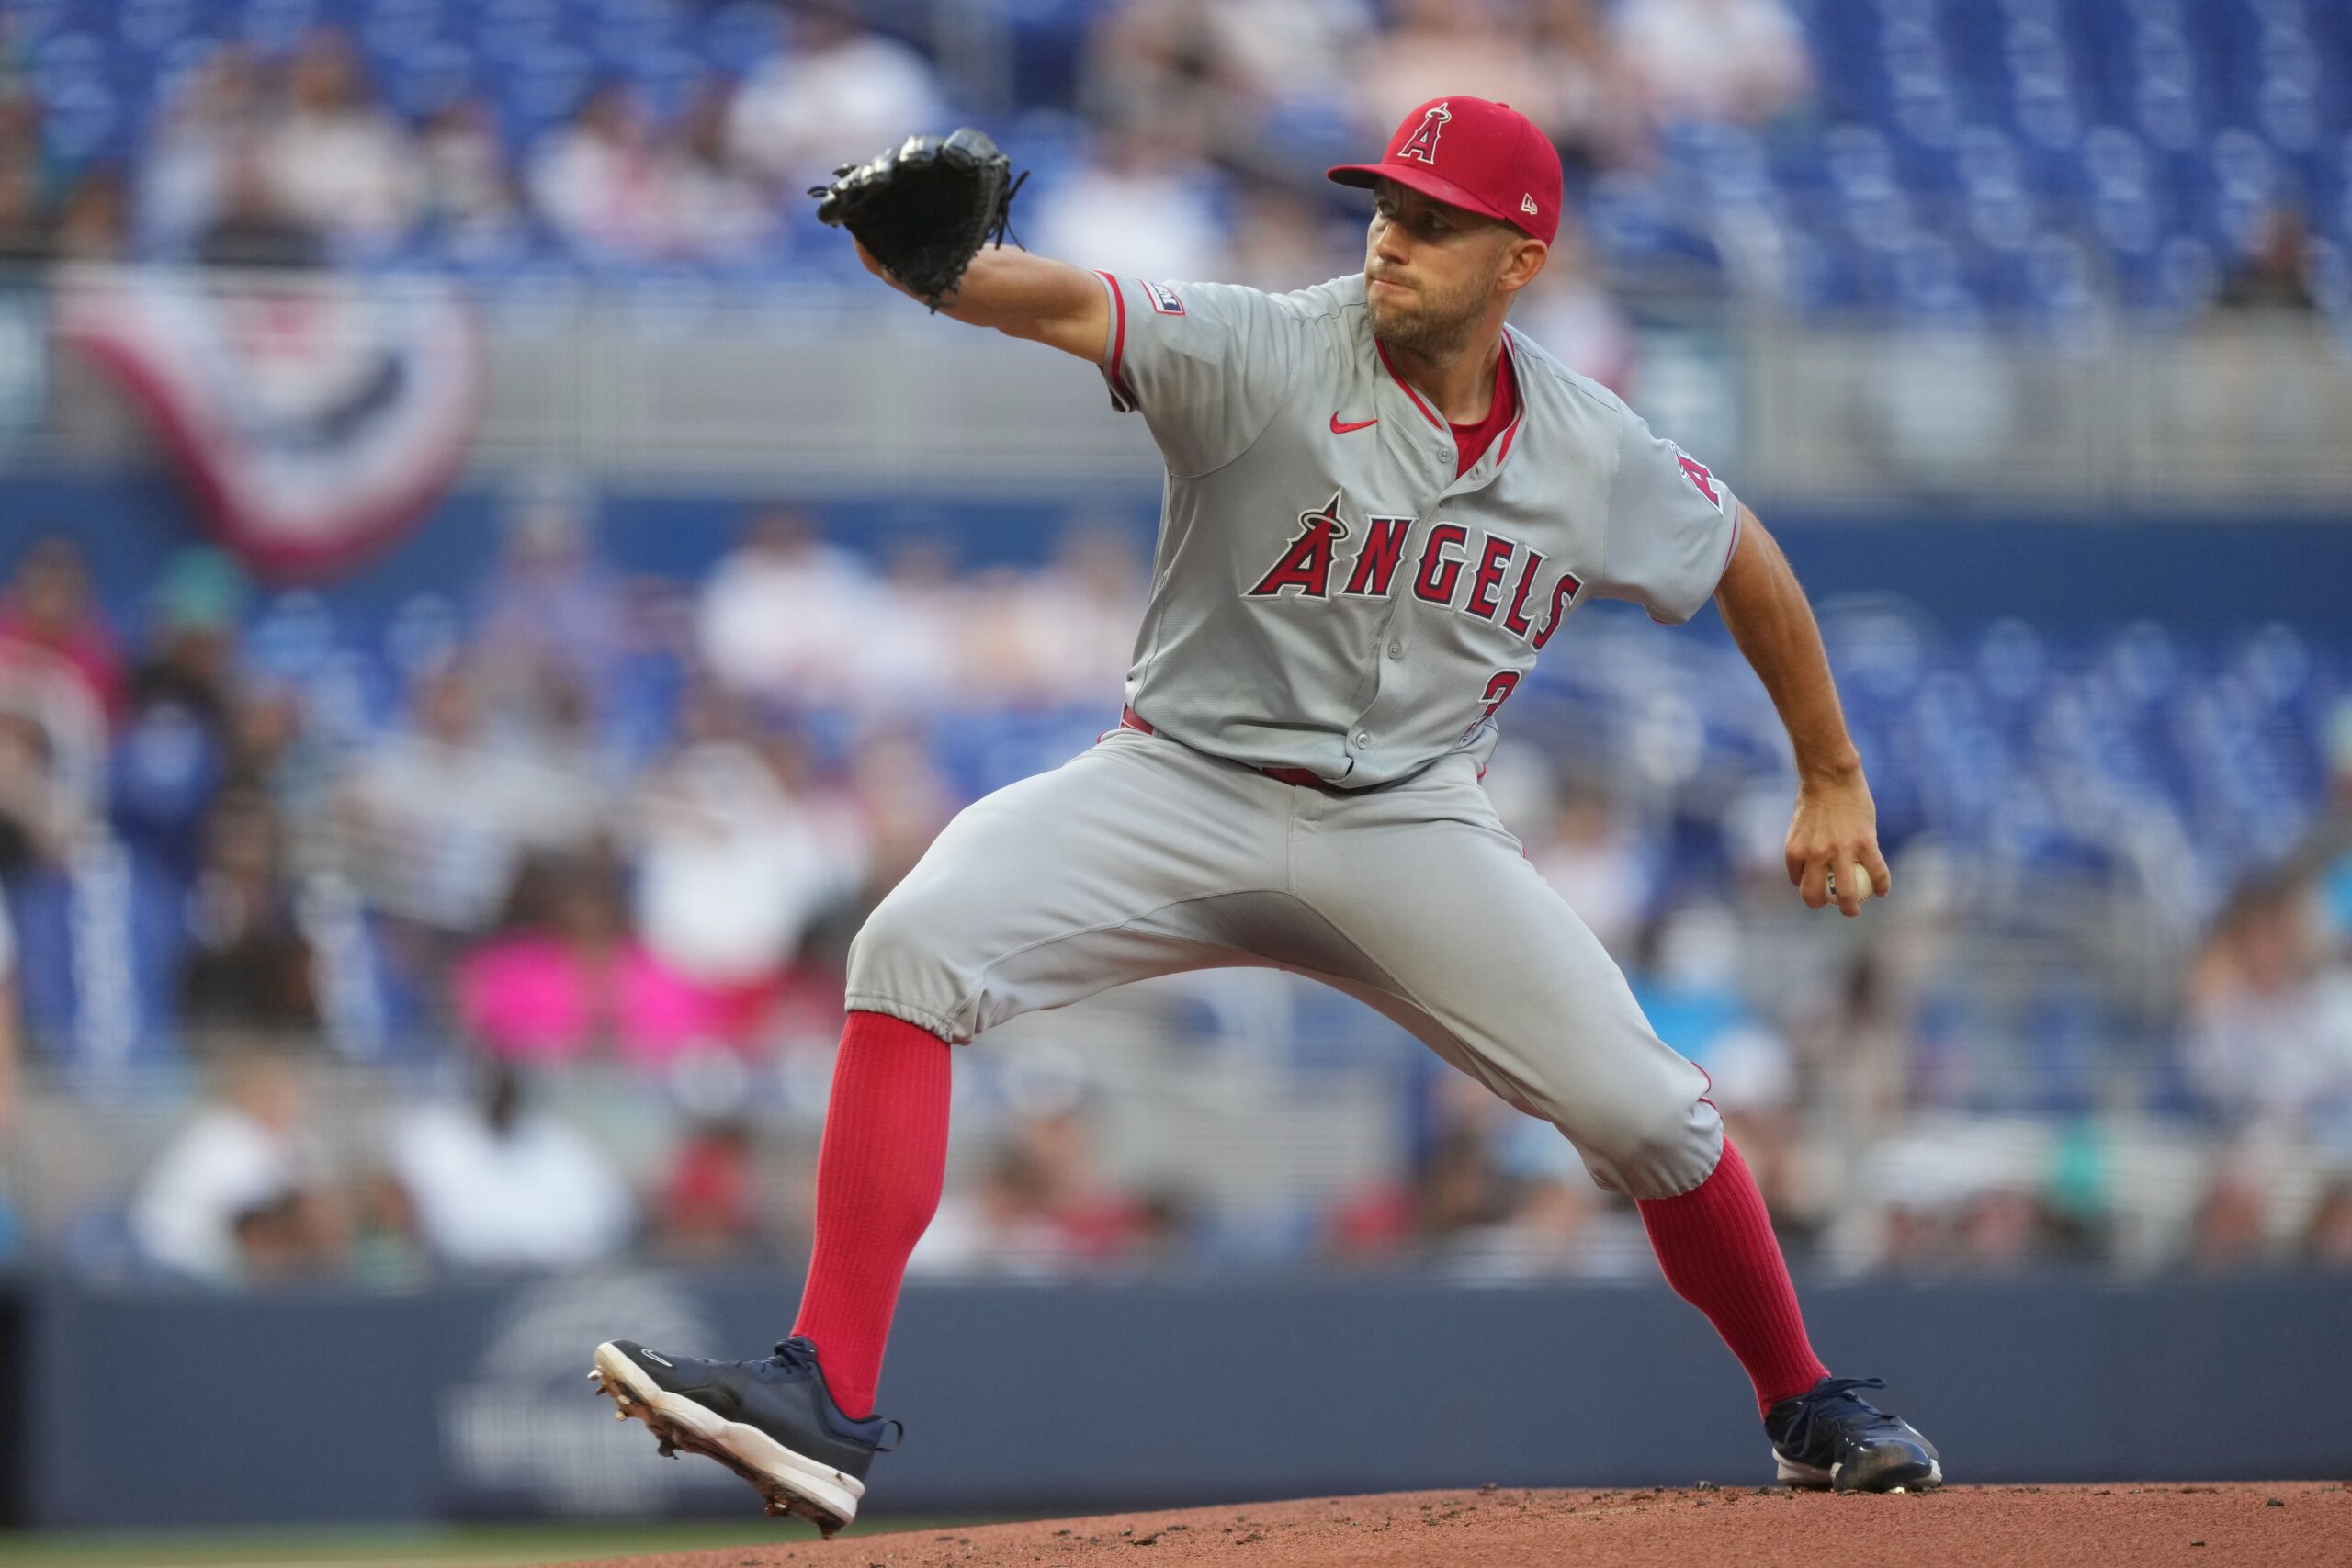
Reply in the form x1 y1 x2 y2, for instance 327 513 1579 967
593 97 1941 1533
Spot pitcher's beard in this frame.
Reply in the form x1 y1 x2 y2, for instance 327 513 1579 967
1367 281 1483 361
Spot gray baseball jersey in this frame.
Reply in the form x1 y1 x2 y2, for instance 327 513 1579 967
1094 270 1742 787
845 268 1743 1201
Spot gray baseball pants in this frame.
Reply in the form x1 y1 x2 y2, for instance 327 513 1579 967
845 724 1724 1199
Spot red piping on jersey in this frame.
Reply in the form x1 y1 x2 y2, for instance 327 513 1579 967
1094 270 1134 407
1374 338 1444 431
1375 333 1529 475
1488 334 1527 473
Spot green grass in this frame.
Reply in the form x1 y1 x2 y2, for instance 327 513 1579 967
0 1515 1017 1568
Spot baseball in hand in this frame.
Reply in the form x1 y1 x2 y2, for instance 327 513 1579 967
1826 863 1874 906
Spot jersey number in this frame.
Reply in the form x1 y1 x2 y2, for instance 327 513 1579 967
1462 670 1521 742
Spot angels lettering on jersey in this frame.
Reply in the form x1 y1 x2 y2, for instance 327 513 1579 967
1246 488 1581 651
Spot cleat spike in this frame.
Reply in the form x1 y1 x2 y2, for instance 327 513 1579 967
616 1408 628 1420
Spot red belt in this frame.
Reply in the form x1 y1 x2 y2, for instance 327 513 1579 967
1119 706 1353 793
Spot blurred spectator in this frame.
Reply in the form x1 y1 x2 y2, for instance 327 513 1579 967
995 523 1148 707
1027 127 1228 284
1515 228 1637 394
472 486 633 712
0 537 126 723
110 549 248 885
1530 0 1640 180
223 678 334 822
418 98 526 258
1628 902 1810 1223
0 153 43 265
0 83 50 265
1226 177 1352 293
177 786 319 1037
130 547 244 739
727 2 947 192
1080 1 1223 161
1328 1077 1522 1263
835 728 957 911
51 167 130 263
655 1117 764 1263
346 1168 426 1289
127 1047 344 1284
455 851 723 1067
1340 1125 1512 1260
696 507 878 705
1441 1167 1650 1280
850 539 965 715
388 1063 633 1270
1615 0 1812 127
1529 783 1657 959
1351 0 1557 142
260 30 421 255
661 84 776 263
0 893 17 1134
0 710 84 877
2304 1179 2352 1269
2213 207 2320 314
2188 1164 2274 1273
1083 0 1369 169
529 83 669 261
910 1110 1150 1275
2184 877 2352 1138
334 662 607 931
196 146 327 270
138 45 265 255
633 710 857 989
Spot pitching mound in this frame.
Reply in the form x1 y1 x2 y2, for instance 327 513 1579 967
563 1482 2349 1568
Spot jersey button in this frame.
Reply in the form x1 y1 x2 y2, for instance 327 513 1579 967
1386 640 1403 659
1353 730 1371 746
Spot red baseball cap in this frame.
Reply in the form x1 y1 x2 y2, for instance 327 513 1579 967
1328 96 1563 245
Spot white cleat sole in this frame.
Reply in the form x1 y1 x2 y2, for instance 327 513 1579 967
589 1341 865 1535
1772 1447 1943 1493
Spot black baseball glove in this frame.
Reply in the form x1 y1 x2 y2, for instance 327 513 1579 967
808 129 1026 310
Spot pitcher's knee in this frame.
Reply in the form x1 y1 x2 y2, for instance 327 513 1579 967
1575 1096 1725 1200
843 883 978 1043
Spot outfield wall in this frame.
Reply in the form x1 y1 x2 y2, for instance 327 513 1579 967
20 1272 2352 1528
6 468 2352 639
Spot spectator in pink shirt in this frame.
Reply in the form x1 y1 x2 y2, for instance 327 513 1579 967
456 852 725 1068
0 537 125 724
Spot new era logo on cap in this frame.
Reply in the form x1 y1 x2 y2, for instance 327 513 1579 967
1326 96 1564 245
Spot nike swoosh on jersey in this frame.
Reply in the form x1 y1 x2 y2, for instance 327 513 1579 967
1329 413 1378 434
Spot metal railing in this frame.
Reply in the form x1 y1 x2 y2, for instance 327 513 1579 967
16 269 2352 507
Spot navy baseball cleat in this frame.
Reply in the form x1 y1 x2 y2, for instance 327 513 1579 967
1765 1375 1942 1493
589 1337 899 1535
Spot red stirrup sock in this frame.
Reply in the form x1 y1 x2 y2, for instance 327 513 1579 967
788 1010 954 1421
1635 1136 1830 1418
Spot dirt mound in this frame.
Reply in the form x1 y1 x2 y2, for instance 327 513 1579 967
564 1482 2350 1568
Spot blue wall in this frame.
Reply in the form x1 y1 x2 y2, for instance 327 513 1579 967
23 1272 2352 1528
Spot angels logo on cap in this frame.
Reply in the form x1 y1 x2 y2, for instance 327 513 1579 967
1326 96 1563 245
1396 102 1451 165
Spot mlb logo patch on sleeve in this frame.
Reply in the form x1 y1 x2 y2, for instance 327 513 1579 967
1142 280 1186 316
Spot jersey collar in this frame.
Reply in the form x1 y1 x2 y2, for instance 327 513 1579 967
1372 330 1529 494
